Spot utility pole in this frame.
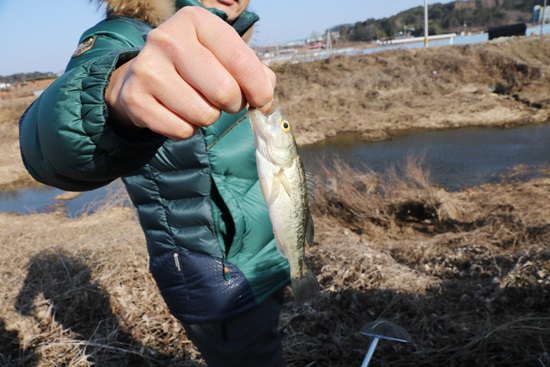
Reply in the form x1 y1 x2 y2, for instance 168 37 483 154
541 0 547 36
424 0 429 47
326 29 332 56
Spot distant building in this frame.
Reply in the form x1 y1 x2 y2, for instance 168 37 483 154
454 0 501 10
533 6 550 23
454 0 476 10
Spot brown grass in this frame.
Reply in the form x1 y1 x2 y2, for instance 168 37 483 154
1 160 549 366
1 36 550 366
275 35 550 145
0 96 38 190
0 187 203 366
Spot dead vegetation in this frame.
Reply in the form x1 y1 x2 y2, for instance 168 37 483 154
1 159 549 366
275 35 550 145
1 35 550 366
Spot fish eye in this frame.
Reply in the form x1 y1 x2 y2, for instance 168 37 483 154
281 120 290 132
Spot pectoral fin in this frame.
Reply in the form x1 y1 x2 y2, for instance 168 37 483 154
275 169 292 197
269 175 281 205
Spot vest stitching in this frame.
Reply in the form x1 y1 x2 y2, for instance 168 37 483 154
206 114 248 151
146 164 178 248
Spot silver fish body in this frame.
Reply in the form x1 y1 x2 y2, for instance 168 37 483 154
248 107 320 305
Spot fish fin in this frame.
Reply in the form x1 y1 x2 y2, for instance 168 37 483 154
269 175 281 205
305 210 315 246
292 270 321 306
276 169 292 197
274 235 287 259
259 177 269 203
305 171 316 202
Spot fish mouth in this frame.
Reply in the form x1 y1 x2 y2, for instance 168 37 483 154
248 108 270 138
248 108 294 168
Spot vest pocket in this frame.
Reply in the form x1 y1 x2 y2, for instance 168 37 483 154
149 248 257 324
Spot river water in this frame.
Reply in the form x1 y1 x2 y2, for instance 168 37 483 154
3 24 549 216
301 123 550 191
1 123 549 216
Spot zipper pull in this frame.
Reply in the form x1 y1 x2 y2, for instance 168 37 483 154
222 258 232 281
173 252 182 273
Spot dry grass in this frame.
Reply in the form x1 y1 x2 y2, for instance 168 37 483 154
1 161 549 366
0 195 203 366
1 36 550 366
0 96 38 190
275 35 550 145
297 159 550 366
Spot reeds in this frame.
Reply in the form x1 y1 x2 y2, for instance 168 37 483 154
1 157 549 366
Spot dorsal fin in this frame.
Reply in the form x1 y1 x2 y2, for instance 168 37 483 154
305 171 316 203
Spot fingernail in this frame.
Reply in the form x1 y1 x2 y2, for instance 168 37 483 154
257 100 274 114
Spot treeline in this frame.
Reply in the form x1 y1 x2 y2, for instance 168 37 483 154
338 0 544 42
0 72 57 84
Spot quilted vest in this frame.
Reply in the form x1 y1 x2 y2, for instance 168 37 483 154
117 16 290 324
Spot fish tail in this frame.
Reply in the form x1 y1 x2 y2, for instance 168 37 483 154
292 270 321 305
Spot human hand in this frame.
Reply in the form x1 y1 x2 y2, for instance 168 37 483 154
105 6 275 140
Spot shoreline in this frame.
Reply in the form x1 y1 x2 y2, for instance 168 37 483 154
2 36 549 190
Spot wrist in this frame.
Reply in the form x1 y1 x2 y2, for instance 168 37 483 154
105 61 142 132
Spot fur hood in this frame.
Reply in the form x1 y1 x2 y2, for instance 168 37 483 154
93 0 256 41
94 0 176 27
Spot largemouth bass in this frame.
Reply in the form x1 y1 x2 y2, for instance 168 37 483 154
248 107 320 305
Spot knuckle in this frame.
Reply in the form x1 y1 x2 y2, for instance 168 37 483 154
146 27 174 48
119 85 142 112
181 5 203 18
197 107 221 127
129 58 156 84
172 124 198 140
210 79 242 112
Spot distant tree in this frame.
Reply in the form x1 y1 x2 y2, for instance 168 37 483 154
326 0 539 42
0 72 56 84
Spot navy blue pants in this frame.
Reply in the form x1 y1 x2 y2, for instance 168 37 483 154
182 291 286 367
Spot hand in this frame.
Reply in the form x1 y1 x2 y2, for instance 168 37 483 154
105 6 275 140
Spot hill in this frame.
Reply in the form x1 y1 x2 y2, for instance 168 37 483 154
337 0 544 42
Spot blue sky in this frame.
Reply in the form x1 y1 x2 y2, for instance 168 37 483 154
0 0 454 75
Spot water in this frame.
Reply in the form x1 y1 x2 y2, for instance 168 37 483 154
301 123 550 191
0 180 125 217
3 23 549 216
2 123 549 216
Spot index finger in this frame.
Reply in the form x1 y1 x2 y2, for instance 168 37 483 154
191 7 274 109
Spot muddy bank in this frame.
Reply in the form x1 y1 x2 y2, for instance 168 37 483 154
275 35 550 145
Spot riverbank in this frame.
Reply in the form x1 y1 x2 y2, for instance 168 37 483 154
2 35 549 189
1 35 549 366
275 34 550 145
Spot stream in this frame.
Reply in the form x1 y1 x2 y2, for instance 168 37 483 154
1 123 549 217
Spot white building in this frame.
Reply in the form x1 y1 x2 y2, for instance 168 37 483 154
533 6 550 23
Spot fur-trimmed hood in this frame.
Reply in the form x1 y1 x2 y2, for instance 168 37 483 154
93 0 257 40
94 0 177 27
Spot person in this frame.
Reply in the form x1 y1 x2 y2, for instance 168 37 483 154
18 1 290 366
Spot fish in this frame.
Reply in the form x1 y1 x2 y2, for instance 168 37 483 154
248 107 320 305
